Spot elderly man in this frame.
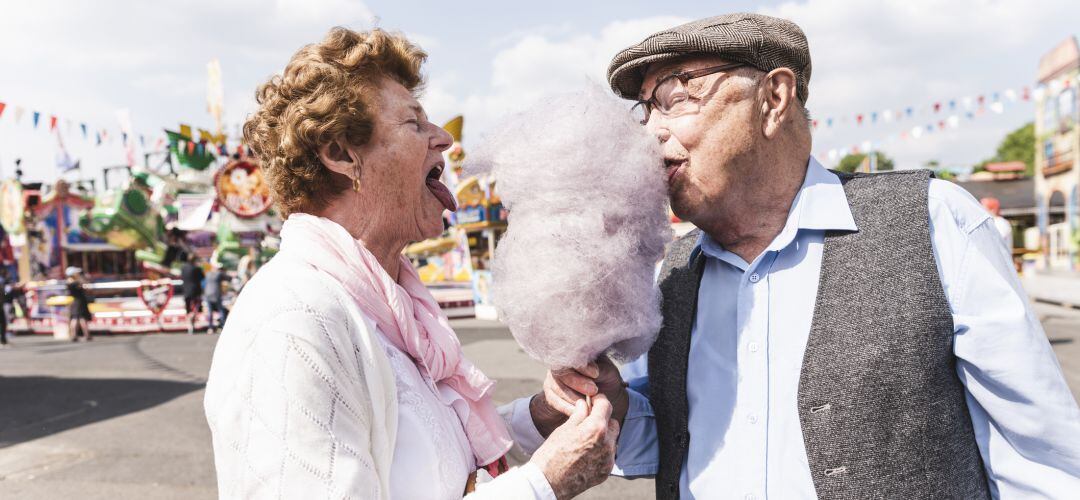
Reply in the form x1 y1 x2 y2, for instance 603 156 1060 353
506 12 1080 500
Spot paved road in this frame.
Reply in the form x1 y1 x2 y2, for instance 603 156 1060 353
2 303 1078 499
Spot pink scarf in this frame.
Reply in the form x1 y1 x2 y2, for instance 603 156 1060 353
279 214 512 468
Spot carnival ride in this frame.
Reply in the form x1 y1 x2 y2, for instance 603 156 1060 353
1 124 278 337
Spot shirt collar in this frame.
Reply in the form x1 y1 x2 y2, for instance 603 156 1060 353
693 156 858 266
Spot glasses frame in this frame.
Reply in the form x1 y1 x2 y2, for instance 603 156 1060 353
632 62 747 124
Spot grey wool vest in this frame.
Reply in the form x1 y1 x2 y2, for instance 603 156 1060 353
648 170 990 499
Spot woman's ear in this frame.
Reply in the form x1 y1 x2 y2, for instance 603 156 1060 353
317 137 360 178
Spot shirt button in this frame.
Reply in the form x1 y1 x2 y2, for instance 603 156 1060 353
748 273 760 283
748 342 759 353
747 414 758 424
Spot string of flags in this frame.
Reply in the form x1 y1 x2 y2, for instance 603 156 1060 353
810 82 1047 132
0 98 167 153
813 75 1077 162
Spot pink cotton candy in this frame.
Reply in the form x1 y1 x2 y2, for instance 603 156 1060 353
466 83 671 369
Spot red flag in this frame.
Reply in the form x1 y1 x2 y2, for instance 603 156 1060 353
187 141 196 155
1022 87 1031 101
938 120 945 130
856 114 864 125
0 102 6 118
49 115 57 131
933 102 941 113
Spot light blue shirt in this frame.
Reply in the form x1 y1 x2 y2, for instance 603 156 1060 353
611 158 1080 499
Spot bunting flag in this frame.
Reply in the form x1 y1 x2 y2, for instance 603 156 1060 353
0 102 5 118
32 111 40 128
809 82 1037 133
14 106 24 124
80 123 87 138
49 115 57 131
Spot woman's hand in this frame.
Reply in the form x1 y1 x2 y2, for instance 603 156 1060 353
529 394 620 500
530 356 629 437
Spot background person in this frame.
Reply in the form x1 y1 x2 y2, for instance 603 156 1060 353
203 261 228 334
65 267 92 342
179 255 204 334
980 196 1014 248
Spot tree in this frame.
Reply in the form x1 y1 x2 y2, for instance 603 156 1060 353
923 159 957 181
836 151 895 173
974 122 1035 175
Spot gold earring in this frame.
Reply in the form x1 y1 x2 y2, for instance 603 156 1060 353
352 162 362 192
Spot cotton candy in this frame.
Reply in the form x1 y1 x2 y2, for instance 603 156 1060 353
466 83 671 369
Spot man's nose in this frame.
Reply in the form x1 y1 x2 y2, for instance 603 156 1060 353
647 120 672 144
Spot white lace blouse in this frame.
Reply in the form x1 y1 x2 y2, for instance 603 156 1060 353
376 328 477 498
204 254 555 499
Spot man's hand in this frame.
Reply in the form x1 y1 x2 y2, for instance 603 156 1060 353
530 356 629 437
529 394 620 500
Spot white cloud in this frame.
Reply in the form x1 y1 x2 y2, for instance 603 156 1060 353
421 16 688 140
760 0 1080 169
0 0 382 181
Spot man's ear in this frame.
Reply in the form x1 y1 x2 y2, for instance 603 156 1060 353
317 137 360 178
761 68 798 139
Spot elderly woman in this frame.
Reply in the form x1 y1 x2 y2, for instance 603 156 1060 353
203 27 617 499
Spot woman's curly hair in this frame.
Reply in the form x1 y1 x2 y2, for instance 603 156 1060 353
244 27 427 217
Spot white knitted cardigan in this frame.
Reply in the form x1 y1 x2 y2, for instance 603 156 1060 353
204 253 551 499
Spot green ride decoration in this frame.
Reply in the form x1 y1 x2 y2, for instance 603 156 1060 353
166 129 216 171
80 186 165 257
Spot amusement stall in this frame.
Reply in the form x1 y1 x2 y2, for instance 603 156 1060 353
404 116 507 319
2 124 278 337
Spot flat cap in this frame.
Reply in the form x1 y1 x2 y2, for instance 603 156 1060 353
608 13 812 103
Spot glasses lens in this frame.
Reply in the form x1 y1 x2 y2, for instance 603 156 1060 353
653 76 686 113
630 102 649 125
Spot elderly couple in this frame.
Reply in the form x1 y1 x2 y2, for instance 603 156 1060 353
203 13 1080 500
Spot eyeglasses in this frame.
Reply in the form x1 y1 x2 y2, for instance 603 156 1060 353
630 63 746 125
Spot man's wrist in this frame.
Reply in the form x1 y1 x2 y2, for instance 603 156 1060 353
529 393 566 437
611 385 630 427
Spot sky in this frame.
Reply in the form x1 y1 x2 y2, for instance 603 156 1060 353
0 0 1077 185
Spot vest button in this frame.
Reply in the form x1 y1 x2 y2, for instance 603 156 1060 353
668 481 677 492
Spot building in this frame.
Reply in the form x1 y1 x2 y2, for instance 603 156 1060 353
1034 36 1080 271
957 170 1035 250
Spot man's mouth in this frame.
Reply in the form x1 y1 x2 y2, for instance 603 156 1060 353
664 159 687 185
425 163 457 212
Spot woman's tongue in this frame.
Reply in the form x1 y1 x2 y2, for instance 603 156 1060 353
425 177 457 212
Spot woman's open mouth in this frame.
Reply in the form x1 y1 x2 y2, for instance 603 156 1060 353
425 163 457 212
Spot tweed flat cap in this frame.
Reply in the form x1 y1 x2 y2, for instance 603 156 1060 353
608 13 812 103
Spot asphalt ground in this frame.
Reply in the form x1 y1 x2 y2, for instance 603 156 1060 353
1 302 1078 499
